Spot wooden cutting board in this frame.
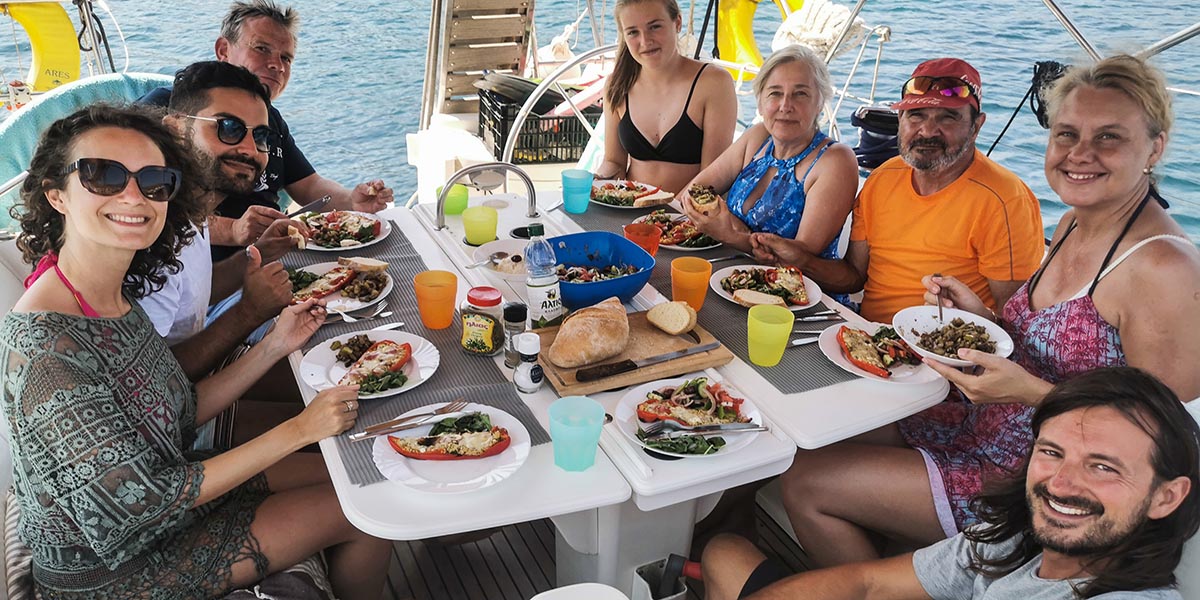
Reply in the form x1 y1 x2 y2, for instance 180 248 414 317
533 310 734 395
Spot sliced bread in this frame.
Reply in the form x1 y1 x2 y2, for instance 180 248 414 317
337 256 389 272
647 301 694 335
287 225 306 250
732 289 786 308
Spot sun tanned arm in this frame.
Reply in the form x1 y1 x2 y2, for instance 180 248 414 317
791 239 870 294
745 554 930 600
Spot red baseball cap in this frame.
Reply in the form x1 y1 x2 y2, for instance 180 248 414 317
891 58 982 112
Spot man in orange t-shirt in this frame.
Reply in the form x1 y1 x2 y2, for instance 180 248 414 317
750 58 1044 322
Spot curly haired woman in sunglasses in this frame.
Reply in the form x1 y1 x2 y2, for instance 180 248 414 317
1 104 389 599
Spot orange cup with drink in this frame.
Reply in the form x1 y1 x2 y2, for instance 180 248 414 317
623 222 662 257
671 256 712 311
413 270 458 329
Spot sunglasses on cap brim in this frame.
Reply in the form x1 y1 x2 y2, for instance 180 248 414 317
62 158 182 202
902 76 979 103
185 115 278 152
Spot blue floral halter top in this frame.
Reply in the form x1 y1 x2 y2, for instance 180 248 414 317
726 131 838 259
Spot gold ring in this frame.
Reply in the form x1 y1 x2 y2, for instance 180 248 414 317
343 400 353 413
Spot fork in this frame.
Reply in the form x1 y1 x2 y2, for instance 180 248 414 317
326 300 388 324
349 400 470 442
640 419 760 437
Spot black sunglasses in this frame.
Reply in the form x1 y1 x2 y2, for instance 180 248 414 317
62 158 182 202
185 115 278 152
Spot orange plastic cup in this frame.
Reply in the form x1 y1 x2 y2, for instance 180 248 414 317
671 256 712 311
413 270 458 329
623 222 662 257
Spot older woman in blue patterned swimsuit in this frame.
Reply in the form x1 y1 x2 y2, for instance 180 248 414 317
0 105 390 599
680 45 858 283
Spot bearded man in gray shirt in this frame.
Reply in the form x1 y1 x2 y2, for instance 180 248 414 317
698 367 1199 599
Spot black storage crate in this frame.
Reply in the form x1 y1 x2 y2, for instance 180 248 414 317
478 88 603 164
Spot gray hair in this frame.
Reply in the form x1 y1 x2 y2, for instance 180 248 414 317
220 0 299 43
753 44 832 127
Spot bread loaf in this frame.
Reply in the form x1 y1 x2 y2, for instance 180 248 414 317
547 297 630 368
647 301 695 335
733 289 786 307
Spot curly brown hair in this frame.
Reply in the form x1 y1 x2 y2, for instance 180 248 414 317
11 103 208 298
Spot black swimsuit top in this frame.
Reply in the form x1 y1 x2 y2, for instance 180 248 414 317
618 64 707 165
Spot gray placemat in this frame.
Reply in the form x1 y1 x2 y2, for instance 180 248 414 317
283 223 551 486
561 206 858 394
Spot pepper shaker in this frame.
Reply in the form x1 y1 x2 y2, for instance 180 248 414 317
503 302 528 368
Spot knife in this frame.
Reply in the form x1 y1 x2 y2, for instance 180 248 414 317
795 315 844 322
286 194 333 218
575 341 720 382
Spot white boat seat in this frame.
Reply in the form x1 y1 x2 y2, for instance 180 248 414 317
0 72 173 229
531 582 630 600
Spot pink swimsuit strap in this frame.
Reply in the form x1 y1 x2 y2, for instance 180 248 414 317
25 253 102 318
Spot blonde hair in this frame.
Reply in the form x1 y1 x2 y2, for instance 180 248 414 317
604 0 682 108
752 45 832 130
1046 54 1173 138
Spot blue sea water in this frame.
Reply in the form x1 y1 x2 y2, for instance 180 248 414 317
3 0 1197 239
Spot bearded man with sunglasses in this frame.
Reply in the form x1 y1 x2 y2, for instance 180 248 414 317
750 58 1044 323
139 0 393 262
138 61 297 392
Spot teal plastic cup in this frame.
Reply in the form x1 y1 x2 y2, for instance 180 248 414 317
561 169 593 214
436 183 469 215
548 395 604 471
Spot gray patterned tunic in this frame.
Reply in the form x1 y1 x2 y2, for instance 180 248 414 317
0 305 269 599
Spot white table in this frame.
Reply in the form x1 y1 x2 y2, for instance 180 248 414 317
287 205 631 543
291 194 950 595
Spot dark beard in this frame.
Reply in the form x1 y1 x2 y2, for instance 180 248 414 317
1028 482 1149 557
200 150 261 196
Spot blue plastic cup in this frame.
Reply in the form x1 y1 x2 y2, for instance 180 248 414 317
561 169 593 215
548 395 604 471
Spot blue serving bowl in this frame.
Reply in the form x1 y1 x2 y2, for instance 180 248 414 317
547 231 655 310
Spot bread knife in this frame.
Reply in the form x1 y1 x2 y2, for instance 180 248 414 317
575 341 720 382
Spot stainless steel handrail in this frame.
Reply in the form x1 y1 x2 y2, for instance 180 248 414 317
500 43 617 164
0 172 27 200
434 162 537 231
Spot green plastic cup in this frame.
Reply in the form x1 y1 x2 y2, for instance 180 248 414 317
462 206 498 245
437 183 469 215
747 304 795 367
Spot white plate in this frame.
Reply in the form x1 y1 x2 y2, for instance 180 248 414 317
291 261 393 311
298 330 440 399
589 179 673 209
302 210 392 252
817 323 943 384
471 239 529 282
631 212 722 252
371 403 531 494
891 306 1015 368
614 377 762 459
708 265 823 311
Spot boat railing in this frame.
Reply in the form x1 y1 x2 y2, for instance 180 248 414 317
500 43 617 165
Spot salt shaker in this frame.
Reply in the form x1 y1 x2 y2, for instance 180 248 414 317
503 302 528 368
512 333 544 394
